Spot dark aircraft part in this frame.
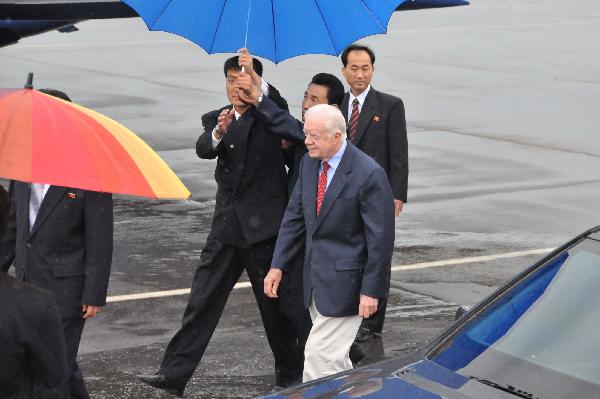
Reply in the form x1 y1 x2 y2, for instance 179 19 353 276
0 27 17 46
397 0 470 11
0 2 137 20
57 24 79 33
0 19 78 46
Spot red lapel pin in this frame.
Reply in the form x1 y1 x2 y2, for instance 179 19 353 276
68 192 77 199
373 115 380 122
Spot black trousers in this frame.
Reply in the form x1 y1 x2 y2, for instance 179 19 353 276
159 237 302 389
37 317 88 399
277 250 311 370
359 297 387 334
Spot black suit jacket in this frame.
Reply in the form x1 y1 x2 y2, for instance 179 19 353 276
272 143 395 317
0 183 113 319
195 89 290 247
342 88 409 202
254 96 307 195
0 273 67 398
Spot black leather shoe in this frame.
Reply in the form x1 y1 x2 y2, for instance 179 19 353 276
136 373 184 397
355 327 375 343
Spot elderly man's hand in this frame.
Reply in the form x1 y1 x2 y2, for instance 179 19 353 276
264 268 283 298
238 48 262 86
358 294 378 318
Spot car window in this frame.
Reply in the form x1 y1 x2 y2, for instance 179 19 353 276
427 238 600 397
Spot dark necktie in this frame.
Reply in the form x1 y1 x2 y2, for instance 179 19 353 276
348 98 360 142
316 162 330 215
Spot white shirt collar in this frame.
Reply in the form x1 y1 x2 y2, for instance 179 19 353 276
349 85 371 110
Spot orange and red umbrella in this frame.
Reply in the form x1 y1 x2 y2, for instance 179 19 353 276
0 86 190 199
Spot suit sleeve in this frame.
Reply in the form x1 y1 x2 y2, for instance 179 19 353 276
265 83 289 112
388 99 409 202
359 168 395 299
255 97 305 144
271 158 307 271
81 191 113 306
0 185 17 273
196 109 223 159
27 293 68 389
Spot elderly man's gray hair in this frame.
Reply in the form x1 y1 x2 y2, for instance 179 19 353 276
304 104 347 139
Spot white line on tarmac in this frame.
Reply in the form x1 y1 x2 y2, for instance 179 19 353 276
106 248 553 303
390 248 554 272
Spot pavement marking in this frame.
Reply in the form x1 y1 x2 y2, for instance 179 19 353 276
106 248 553 303
391 248 554 272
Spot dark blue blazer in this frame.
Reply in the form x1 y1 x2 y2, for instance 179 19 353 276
271 143 395 317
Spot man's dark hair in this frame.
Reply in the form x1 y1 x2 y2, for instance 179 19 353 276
310 73 345 107
38 88 71 102
341 44 375 67
223 56 263 77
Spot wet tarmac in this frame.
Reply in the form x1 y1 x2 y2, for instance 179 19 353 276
1 0 600 397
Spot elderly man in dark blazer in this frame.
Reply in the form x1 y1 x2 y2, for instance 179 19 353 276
0 273 68 398
137 54 301 397
264 104 395 382
340 43 409 343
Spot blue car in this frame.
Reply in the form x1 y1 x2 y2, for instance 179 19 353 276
261 226 600 399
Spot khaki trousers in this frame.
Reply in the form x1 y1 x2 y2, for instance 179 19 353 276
302 298 362 382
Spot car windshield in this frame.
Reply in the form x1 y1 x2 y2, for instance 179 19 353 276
427 237 600 398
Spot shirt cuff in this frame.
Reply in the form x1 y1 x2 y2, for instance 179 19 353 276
211 127 222 149
260 78 269 96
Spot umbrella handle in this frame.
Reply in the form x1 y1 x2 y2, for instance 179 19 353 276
24 72 34 89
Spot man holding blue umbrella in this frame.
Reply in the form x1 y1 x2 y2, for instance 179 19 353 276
137 55 302 397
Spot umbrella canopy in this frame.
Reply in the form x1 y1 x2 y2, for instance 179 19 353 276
0 87 190 199
122 0 407 64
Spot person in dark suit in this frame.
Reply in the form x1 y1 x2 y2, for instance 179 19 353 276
238 69 346 378
0 183 9 239
340 44 409 342
0 272 68 398
136 54 302 397
264 104 395 382
0 86 114 399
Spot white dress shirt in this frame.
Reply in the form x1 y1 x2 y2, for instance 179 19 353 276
347 85 371 118
29 183 50 230
320 140 347 190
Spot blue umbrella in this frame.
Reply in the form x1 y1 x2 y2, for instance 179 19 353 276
122 0 408 64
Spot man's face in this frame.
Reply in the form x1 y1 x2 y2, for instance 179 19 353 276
301 83 329 122
225 69 247 109
304 114 341 160
342 50 374 94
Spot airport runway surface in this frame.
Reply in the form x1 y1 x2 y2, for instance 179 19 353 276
1 0 599 397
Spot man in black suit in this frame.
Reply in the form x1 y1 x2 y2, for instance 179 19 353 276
0 183 8 238
137 54 302 397
0 273 68 398
237 69 346 377
0 87 114 399
340 44 409 343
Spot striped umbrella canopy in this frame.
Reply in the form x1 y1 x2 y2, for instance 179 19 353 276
0 86 190 199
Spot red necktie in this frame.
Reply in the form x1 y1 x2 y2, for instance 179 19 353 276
316 162 330 215
348 98 360 142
